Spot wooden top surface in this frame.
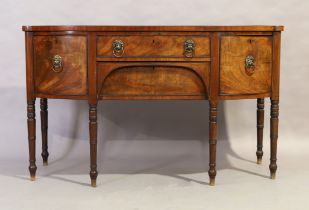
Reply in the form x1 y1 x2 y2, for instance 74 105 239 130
22 25 284 32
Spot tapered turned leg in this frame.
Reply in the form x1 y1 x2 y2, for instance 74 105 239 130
256 98 264 164
208 102 218 186
27 99 37 181
270 99 279 179
89 104 98 187
40 98 49 166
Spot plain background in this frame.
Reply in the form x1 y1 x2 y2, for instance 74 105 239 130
0 0 308 209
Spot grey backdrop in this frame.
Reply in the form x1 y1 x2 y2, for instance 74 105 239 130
0 0 308 176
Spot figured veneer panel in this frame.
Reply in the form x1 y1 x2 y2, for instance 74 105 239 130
97 63 210 99
219 36 272 95
33 35 87 96
97 35 210 58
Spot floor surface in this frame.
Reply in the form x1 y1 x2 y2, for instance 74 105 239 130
0 137 308 210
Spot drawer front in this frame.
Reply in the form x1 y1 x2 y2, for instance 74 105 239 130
219 36 272 95
33 35 87 96
97 62 210 100
97 35 210 58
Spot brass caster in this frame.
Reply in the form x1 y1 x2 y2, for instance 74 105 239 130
30 176 36 181
270 173 276 179
209 178 215 186
257 158 262 165
43 161 48 166
91 180 97 187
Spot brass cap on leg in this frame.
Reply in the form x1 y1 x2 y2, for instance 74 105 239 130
257 158 262 165
270 173 276 179
209 178 215 186
91 180 97 187
43 161 48 166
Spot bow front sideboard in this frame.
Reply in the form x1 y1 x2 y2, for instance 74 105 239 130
22 25 283 187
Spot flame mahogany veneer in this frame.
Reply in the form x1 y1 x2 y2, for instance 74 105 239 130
23 25 283 187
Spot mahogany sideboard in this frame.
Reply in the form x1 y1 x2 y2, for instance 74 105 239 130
22 25 283 187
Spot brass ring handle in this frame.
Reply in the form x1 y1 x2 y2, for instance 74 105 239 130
184 39 195 57
245 55 256 75
52 55 62 72
112 40 125 57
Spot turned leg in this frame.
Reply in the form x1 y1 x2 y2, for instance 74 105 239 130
208 101 218 186
89 104 98 187
40 98 49 166
256 98 264 164
269 99 279 179
27 99 37 181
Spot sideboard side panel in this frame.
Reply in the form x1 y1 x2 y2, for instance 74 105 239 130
25 32 35 101
271 32 281 100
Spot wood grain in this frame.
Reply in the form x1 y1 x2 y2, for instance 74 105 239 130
25 32 37 181
89 104 98 187
208 33 220 186
33 35 87 96
270 99 279 179
97 62 210 100
23 26 283 187
219 35 272 95
210 33 220 103
256 98 264 164
97 35 210 58
271 32 281 100
88 32 97 104
269 32 281 179
27 99 37 180
208 101 218 186
40 98 49 165
22 25 284 32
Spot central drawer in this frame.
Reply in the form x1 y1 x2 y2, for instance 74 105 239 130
97 62 210 100
97 35 210 58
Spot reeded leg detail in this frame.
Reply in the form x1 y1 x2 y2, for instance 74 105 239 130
208 102 218 186
270 99 279 179
256 98 264 164
89 104 98 187
27 99 37 181
40 98 49 166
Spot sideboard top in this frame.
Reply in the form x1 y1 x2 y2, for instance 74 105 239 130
22 25 284 32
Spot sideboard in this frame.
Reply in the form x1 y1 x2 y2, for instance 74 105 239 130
22 25 283 187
